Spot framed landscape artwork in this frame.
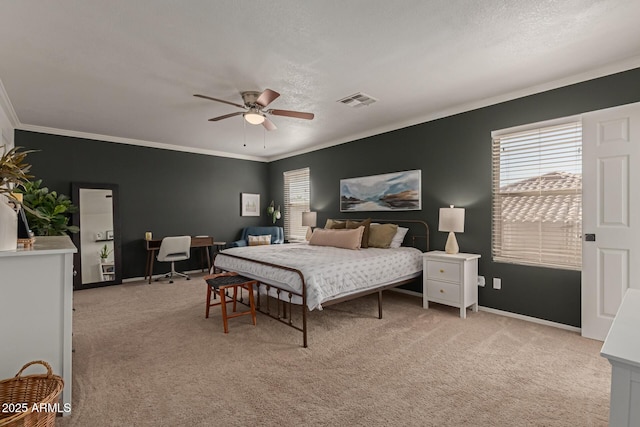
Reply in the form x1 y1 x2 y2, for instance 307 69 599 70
340 170 421 212
241 193 260 216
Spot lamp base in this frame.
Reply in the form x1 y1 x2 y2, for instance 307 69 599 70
306 226 313 241
445 231 459 254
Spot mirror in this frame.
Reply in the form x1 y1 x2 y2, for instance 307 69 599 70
71 183 121 289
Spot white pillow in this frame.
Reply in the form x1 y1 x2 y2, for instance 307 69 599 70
248 235 271 246
389 227 409 248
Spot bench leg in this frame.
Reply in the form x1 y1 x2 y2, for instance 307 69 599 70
232 285 238 313
205 284 212 318
248 283 257 326
220 288 229 334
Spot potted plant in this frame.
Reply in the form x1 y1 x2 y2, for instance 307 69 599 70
267 200 281 224
98 244 113 263
0 146 34 251
16 179 79 236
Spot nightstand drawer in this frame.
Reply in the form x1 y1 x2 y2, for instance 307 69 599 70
426 260 460 283
426 280 460 304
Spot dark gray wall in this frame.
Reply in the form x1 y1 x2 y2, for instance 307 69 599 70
15 68 640 325
268 67 640 327
16 130 271 279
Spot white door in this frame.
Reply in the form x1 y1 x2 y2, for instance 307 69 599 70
582 102 640 341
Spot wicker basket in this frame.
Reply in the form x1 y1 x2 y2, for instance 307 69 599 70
0 361 64 427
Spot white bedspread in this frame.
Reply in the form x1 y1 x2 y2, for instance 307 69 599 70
214 243 423 311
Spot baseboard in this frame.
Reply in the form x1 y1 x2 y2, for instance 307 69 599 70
390 288 581 333
477 306 581 333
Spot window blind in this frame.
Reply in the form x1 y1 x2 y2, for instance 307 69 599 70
492 121 582 270
284 167 310 242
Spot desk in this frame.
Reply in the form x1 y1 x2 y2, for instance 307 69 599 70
145 236 214 283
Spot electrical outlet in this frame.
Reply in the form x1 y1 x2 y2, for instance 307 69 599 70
493 278 501 290
478 276 485 287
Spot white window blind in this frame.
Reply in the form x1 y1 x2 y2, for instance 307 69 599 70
492 120 582 270
284 167 310 242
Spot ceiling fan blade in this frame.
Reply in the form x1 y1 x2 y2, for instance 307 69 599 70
256 89 280 108
194 94 245 109
269 109 315 120
262 117 277 131
208 111 244 121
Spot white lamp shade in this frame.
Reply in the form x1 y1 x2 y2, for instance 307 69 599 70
439 206 465 233
302 211 317 227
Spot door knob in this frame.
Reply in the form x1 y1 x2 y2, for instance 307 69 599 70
585 234 596 242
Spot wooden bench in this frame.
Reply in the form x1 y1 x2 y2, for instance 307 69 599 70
204 272 257 333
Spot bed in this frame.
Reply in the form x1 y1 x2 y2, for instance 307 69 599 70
213 219 429 347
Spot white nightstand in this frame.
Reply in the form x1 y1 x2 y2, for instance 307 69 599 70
423 251 481 319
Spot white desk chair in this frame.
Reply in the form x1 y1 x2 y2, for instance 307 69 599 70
156 236 191 283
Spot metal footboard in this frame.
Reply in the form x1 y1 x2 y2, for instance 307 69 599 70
214 252 309 347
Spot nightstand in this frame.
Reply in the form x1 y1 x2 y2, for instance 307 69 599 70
423 251 481 319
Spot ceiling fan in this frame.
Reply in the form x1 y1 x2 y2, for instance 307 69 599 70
193 89 314 131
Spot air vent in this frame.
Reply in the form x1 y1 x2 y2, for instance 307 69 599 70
337 92 377 108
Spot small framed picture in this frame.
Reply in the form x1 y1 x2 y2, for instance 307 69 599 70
96 232 104 240
241 193 260 216
106 230 114 240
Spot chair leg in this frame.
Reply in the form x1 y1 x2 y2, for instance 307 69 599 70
167 261 189 283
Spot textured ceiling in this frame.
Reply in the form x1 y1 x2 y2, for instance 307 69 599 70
1 1 639 161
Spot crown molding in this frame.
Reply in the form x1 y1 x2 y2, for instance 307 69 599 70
16 124 268 162
267 56 640 161
0 77 20 128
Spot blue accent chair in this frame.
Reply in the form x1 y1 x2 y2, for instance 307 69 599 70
227 226 285 248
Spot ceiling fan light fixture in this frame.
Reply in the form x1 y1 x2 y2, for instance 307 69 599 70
244 110 265 125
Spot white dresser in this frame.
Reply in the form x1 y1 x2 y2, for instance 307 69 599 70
423 251 480 319
601 289 640 427
0 236 76 415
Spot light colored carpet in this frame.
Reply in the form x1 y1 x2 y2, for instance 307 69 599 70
57 274 610 426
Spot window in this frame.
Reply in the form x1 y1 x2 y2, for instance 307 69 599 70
284 167 310 242
492 119 582 270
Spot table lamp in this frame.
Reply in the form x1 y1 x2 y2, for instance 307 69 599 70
439 205 465 254
302 211 317 241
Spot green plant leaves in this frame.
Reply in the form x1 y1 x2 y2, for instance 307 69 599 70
17 179 79 236
99 244 113 258
0 145 34 200
2 146 78 236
